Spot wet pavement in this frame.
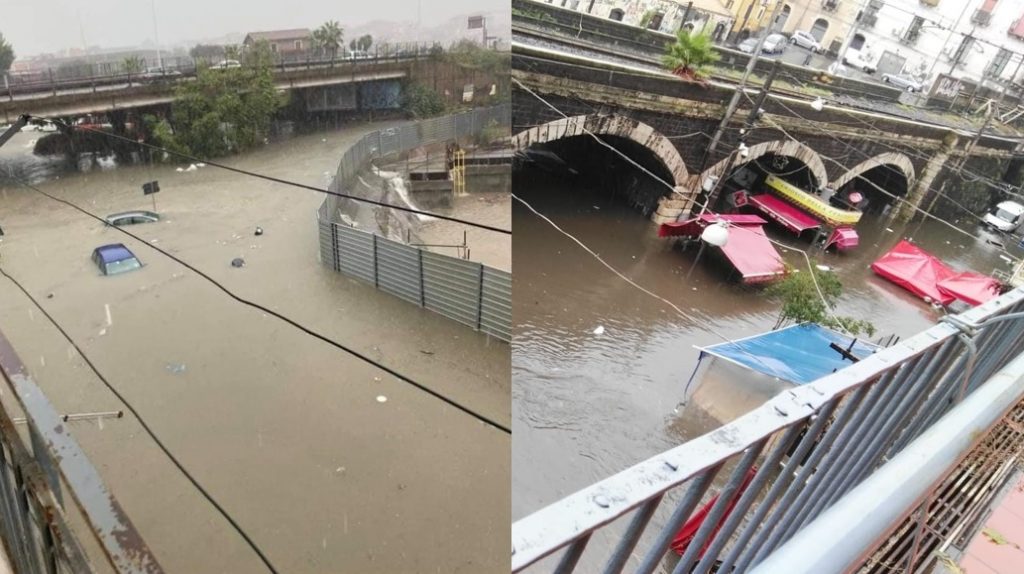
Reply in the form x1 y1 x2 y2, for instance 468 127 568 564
0 126 509 572
511 165 1020 528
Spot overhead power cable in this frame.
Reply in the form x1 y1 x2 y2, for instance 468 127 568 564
0 266 281 574
25 116 512 236
5 176 512 435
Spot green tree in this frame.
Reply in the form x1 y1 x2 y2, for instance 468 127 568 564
444 39 508 75
350 34 373 53
313 20 344 59
242 39 275 69
662 29 719 81
224 45 241 61
190 44 225 62
401 83 445 118
123 55 145 74
767 266 876 337
148 56 284 160
0 33 14 74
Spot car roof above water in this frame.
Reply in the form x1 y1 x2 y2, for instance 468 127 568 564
997 201 1024 215
93 243 136 263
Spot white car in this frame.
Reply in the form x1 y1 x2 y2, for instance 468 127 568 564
984 201 1024 233
737 38 759 54
790 30 823 53
842 50 876 74
209 59 241 69
762 33 788 54
881 73 923 92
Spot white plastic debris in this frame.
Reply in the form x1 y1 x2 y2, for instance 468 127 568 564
175 167 184 172
884 227 894 233
592 326 605 335
816 264 831 272
376 395 388 403
185 163 197 172
196 162 206 168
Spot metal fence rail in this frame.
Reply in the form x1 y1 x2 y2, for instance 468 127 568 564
753 351 1024 574
510 288 1024 573
323 223 511 341
317 105 511 340
0 329 162 573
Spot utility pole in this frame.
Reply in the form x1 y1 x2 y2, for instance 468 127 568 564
959 52 1024 168
699 0 785 173
680 1 693 30
926 2 972 83
151 0 163 69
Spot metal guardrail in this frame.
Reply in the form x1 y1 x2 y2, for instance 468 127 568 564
317 105 511 341
2 43 439 101
753 350 1024 573
0 329 162 573
511 287 1024 573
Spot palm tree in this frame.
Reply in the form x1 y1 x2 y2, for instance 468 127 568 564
0 33 14 75
662 30 719 81
313 20 344 60
123 55 145 74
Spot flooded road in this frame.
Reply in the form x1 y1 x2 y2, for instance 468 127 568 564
511 165 1020 528
0 126 509 572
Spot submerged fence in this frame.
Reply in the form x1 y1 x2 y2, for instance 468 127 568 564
318 105 511 341
0 329 161 572
511 288 1024 574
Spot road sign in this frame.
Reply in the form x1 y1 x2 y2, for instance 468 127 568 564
142 181 160 195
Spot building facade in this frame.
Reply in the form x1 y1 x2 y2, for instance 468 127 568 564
542 0 734 40
243 29 312 55
770 0 862 54
850 0 1024 88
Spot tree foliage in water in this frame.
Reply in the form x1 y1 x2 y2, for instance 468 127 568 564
767 266 876 337
147 40 283 160
662 29 719 80
0 33 15 74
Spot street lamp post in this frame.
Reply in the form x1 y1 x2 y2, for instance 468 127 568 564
151 0 163 70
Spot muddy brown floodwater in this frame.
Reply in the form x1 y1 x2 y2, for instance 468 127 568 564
511 171 1021 562
0 125 509 573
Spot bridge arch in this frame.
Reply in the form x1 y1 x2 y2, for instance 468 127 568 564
512 114 689 188
830 152 916 191
702 139 829 190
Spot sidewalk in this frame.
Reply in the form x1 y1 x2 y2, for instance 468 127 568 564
959 474 1024 573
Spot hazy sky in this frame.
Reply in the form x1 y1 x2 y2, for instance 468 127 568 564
2 0 507 56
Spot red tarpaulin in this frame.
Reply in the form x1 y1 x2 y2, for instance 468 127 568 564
671 467 758 557
826 227 859 251
938 272 1002 307
658 213 768 238
747 194 822 234
871 240 957 305
721 225 786 284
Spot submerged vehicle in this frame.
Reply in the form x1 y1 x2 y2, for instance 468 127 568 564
983 200 1024 233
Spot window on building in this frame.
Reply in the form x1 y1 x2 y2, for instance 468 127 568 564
986 47 1012 77
950 35 976 65
903 16 924 44
919 0 940 7
822 0 839 11
294 40 302 51
1011 17 1024 40
810 18 829 41
609 8 624 21
858 0 882 27
648 12 664 30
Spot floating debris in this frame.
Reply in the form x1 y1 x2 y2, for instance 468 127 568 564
592 326 605 335
231 258 245 268
376 395 388 403
165 363 187 375
254 226 264 236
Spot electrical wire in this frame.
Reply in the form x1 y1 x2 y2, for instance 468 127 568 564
5 176 512 435
756 92 1020 261
25 117 512 236
512 77 850 335
0 266 281 574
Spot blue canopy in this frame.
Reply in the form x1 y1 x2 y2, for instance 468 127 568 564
699 324 879 386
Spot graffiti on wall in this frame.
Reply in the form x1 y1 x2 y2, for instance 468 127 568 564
359 80 402 110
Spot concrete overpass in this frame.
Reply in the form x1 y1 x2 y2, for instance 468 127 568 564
1 59 412 121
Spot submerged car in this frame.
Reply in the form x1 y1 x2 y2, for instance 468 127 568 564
105 210 160 226
881 73 923 92
983 201 1024 233
92 244 143 276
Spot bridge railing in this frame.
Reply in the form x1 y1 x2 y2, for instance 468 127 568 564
511 288 1024 574
2 42 445 101
0 328 162 573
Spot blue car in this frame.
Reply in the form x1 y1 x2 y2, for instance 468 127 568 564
92 244 142 276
